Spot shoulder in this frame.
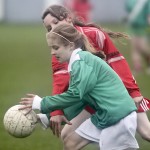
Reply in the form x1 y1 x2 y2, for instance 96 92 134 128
75 26 106 49
72 51 93 65
76 26 105 37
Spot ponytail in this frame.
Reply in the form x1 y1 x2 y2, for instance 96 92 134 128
81 34 106 59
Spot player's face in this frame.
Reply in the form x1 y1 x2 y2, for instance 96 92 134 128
48 39 73 63
43 14 72 32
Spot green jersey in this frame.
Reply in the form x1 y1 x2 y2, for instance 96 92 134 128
41 48 137 129
125 0 150 27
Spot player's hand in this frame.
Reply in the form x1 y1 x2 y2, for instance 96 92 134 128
133 96 143 109
19 94 35 110
50 115 72 137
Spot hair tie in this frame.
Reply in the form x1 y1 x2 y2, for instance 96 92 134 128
51 32 73 44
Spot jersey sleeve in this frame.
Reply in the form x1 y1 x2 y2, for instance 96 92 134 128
50 56 70 116
41 60 97 114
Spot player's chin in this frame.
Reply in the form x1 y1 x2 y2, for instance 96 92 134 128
58 59 64 63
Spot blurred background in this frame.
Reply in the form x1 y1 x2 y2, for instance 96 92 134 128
0 0 150 149
0 0 127 23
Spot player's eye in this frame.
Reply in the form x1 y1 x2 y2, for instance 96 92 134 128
47 26 52 32
52 45 59 50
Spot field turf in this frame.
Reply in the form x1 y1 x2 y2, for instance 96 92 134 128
0 23 150 150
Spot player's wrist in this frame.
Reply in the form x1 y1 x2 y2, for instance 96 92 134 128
32 95 42 110
37 113 49 129
50 110 64 116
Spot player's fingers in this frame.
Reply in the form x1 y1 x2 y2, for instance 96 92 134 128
55 122 60 137
20 98 33 105
50 121 52 130
18 105 32 110
57 123 62 137
20 98 31 102
64 118 72 125
50 121 53 131
26 94 35 98
50 121 55 135
20 101 32 105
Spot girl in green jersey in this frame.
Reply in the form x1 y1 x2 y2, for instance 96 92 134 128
20 24 138 150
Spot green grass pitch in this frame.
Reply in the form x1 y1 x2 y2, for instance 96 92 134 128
0 23 150 150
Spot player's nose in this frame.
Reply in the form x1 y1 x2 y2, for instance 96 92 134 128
51 49 56 55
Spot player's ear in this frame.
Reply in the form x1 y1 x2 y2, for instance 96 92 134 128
65 14 72 23
70 42 75 50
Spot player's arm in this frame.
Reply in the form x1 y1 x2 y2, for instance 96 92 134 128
95 30 141 98
19 60 96 123
40 61 96 114
50 56 69 116
50 56 71 136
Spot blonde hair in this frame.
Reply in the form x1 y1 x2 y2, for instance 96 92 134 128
46 24 105 59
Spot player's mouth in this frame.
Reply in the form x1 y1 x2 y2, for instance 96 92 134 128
56 56 60 60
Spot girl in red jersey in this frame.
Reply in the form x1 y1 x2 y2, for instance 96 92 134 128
41 4 150 149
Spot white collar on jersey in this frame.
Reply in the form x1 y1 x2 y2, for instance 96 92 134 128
68 48 82 72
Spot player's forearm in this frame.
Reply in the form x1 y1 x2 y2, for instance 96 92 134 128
41 92 81 114
51 59 70 116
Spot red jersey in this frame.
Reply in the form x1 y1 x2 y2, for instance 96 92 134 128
50 25 147 116
64 0 92 22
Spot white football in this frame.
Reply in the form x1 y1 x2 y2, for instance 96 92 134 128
3 105 37 138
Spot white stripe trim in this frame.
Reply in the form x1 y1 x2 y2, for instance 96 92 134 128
54 70 68 75
83 28 100 32
68 48 81 72
144 99 149 110
140 101 147 111
140 101 146 111
140 104 145 111
107 56 125 64
96 30 105 49
79 27 84 34
79 27 105 49
140 99 149 111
